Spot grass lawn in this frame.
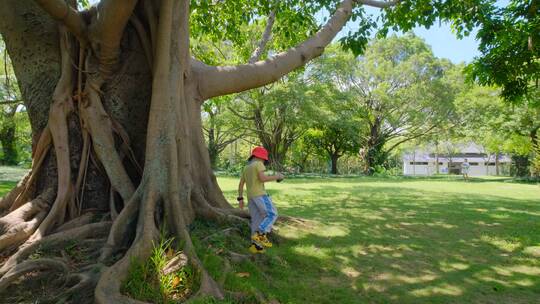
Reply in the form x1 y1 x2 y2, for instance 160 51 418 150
1 167 539 303
216 176 540 304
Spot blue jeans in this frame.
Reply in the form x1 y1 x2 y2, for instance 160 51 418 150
248 195 278 235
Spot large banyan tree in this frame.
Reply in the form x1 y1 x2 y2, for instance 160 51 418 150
0 0 531 302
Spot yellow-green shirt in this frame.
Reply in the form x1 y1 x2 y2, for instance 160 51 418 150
242 160 266 199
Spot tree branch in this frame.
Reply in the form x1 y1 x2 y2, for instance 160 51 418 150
34 0 87 42
386 124 437 153
249 10 276 63
0 99 23 105
90 0 138 76
227 105 255 120
195 0 355 100
356 0 398 9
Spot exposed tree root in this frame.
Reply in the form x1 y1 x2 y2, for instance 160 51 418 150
0 258 69 291
0 222 111 276
56 211 96 232
0 188 54 252
228 251 250 264
99 188 141 263
95 188 159 304
201 227 240 242
46 266 103 304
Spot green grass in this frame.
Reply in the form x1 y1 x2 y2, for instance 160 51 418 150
122 235 195 303
215 176 540 304
1 170 539 303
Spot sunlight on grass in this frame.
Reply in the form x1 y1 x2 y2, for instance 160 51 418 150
480 235 522 252
292 244 331 259
410 283 463 297
523 246 540 257
439 261 470 272
216 176 540 303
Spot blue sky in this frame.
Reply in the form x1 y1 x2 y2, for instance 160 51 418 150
333 0 510 64
337 18 481 64
332 12 480 64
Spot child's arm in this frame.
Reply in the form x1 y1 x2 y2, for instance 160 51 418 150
257 171 284 183
237 176 245 209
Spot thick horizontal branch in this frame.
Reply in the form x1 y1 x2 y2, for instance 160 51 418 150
356 0 399 8
34 0 87 41
196 0 355 100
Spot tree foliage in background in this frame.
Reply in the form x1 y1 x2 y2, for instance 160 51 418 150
310 36 457 174
381 0 540 103
228 72 316 170
0 38 25 165
302 82 362 175
202 95 245 169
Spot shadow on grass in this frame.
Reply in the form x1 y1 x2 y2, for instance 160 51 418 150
217 182 540 304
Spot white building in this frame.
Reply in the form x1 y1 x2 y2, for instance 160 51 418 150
403 143 511 176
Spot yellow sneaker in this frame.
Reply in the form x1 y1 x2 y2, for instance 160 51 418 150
252 232 273 248
248 243 265 254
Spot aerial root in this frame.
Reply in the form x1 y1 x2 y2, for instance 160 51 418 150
79 77 135 203
99 188 142 263
0 258 69 291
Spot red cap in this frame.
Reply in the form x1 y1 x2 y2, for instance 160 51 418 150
251 146 269 161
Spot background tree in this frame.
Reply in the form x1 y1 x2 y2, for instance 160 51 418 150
312 36 456 174
382 0 540 103
303 83 361 174
0 38 24 165
202 96 245 169
229 72 314 170
455 83 540 177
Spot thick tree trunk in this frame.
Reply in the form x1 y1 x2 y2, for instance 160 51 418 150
496 152 500 176
363 140 387 175
207 129 219 169
330 153 339 175
362 118 386 175
0 122 18 165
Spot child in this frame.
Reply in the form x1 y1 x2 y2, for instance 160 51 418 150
462 158 470 181
237 146 284 254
